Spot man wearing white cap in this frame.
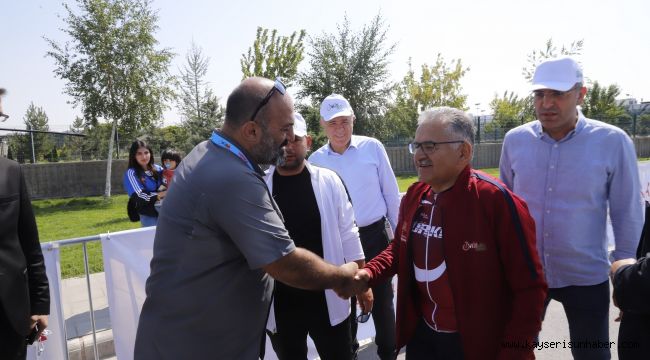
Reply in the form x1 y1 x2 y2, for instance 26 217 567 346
310 94 399 360
500 57 644 359
265 113 372 360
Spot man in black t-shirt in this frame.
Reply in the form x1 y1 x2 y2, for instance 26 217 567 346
265 113 372 360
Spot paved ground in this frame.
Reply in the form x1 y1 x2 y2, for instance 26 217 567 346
62 273 622 360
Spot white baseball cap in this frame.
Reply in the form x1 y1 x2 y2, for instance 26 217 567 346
531 57 584 92
320 94 354 121
293 113 307 137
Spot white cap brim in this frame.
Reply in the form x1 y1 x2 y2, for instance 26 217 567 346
531 81 575 92
322 109 354 121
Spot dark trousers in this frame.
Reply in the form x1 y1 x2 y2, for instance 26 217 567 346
0 308 27 360
405 319 463 360
268 303 354 360
542 281 611 360
351 218 396 360
617 313 650 360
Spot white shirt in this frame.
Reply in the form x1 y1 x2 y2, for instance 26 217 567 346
309 135 400 231
265 162 365 328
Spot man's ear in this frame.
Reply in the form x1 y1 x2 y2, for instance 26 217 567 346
577 86 588 106
459 141 472 161
305 135 313 151
240 121 259 143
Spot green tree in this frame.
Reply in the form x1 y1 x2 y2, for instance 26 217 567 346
385 56 469 140
582 81 630 125
241 27 306 87
10 103 54 163
176 43 224 149
486 91 534 134
298 14 396 139
45 0 174 198
522 38 584 81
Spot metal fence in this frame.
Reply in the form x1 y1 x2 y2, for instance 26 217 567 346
4 113 650 164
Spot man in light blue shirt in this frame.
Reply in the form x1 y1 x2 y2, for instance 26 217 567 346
310 94 399 360
500 57 644 360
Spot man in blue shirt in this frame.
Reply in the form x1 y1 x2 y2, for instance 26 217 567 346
500 57 644 360
310 94 399 360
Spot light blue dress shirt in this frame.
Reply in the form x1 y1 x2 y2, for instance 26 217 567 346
309 135 400 232
500 111 644 288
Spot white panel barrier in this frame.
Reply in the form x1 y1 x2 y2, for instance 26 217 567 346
27 243 67 360
101 227 389 360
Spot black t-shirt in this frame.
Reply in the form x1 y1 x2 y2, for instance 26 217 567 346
272 167 326 311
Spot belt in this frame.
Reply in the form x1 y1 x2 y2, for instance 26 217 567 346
358 217 386 233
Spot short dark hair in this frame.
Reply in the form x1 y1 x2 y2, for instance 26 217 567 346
224 78 273 129
0 88 6 96
161 149 182 164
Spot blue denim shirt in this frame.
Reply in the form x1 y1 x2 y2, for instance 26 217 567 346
500 111 644 288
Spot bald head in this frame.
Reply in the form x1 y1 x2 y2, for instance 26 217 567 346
225 77 278 129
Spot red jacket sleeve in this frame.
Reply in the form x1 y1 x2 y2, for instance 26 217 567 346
495 191 548 359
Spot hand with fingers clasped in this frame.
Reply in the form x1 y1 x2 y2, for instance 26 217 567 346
334 263 370 299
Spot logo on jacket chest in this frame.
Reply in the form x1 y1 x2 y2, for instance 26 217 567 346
411 222 442 238
462 241 487 252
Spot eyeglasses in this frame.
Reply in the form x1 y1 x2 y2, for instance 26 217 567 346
250 77 287 122
356 312 371 323
408 140 464 154
532 85 579 101
0 112 9 122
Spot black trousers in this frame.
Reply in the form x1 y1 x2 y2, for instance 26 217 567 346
351 217 396 360
542 281 611 360
0 307 27 360
405 319 463 360
268 301 354 360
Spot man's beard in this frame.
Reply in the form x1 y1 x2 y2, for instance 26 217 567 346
276 150 305 171
250 125 286 165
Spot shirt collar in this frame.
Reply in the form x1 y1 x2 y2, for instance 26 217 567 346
212 130 265 176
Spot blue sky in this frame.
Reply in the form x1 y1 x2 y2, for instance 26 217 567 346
1 0 649 131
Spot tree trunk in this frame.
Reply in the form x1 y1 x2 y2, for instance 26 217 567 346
104 119 117 199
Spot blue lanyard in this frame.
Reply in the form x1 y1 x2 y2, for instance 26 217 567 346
210 131 254 171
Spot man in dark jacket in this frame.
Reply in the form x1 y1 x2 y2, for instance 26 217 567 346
610 227 650 359
0 88 50 360
352 107 548 359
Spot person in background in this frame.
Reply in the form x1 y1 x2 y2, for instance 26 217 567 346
500 56 644 359
309 94 399 360
0 87 50 360
265 113 371 360
160 149 182 189
123 140 165 227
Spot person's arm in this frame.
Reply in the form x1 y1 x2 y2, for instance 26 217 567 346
17 166 49 334
495 192 547 359
263 248 359 294
124 168 159 204
609 135 644 261
375 141 400 232
499 136 514 190
611 257 650 313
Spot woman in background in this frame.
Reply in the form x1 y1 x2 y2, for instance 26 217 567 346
123 140 165 227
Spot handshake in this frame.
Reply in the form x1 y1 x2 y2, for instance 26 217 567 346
334 262 374 313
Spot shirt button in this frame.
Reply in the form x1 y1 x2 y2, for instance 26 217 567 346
550 165 555 169
554 144 558 148
548 187 553 191
544 233 549 237
546 210 551 214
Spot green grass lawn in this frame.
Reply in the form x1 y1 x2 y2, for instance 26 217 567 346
33 194 139 278
35 167 501 278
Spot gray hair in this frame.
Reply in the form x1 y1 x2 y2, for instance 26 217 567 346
417 107 475 146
